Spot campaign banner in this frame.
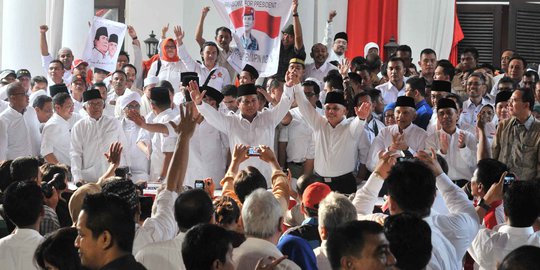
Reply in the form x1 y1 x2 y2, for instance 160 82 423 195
82 16 127 72
212 0 293 77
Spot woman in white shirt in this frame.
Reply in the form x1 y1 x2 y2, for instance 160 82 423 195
147 38 186 94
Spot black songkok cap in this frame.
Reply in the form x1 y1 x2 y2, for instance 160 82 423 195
395 96 416 109
431 80 451 93
237 84 258 97
437 98 457 111
324 91 346 106
49 84 69 98
83 89 102 102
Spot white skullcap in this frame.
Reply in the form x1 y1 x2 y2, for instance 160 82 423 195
364 42 379 57
118 91 141 109
144 76 159 87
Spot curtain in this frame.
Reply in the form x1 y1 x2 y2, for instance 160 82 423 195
397 0 457 62
346 0 399 59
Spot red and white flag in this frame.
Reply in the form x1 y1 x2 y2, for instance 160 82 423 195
212 0 293 77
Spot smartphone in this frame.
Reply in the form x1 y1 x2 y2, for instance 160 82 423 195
503 173 515 192
248 146 260 156
194 180 205 189
397 157 415 163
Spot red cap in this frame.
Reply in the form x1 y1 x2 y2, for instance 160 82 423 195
243 6 255 16
302 182 331 209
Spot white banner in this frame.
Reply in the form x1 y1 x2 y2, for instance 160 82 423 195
212 0 293 77
82 16 127 72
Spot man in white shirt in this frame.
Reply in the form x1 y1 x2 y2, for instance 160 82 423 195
425 98 477 181
0 181 44 270
469 180 540 270
354 150 480 270
70 89 128 183
234 189 301 270
294 83 371 194
140 76 159 117
304 43 338 83
190 75 294 185
0 82 41 161
69 74 86 113
46 60 66 90
42 92 81 166
461 72 494 127
367 96 427 172
108 70 135 118
376 57 407 105
148 87 177 182
39 25 73 85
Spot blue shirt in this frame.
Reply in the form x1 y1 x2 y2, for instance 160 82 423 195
414 99 433 130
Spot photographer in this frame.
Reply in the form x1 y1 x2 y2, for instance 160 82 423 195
40 163 72 227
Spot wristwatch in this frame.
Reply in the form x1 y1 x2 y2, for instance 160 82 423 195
478 198 491 211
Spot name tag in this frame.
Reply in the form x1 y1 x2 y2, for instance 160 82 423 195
324 177 332 183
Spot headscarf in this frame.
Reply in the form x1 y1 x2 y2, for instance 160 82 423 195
160 38 180 62
364 42 379 57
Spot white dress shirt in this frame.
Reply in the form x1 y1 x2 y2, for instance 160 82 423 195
147 59 186 94
217 45 239 82
133 189 179 254
72 97 83 114
135 232 186 270
41 113 81 166
149 108 177 182
165 118 229 187
366 123 427 171
70 114 128 182
313 240 332 270
460 98 494 127
0 99 8 113
178 44 231 91
425 128 477 181
353 172 479 270
375 81 406 105
122 118 149 182
278 107 317 163
196 85 294 185
42 54 72 85
469 225 540 270
0 106 41 161
233 237 301 270
0 228 43 270
293 86 368 177
107 88 135 119
304 61 338 83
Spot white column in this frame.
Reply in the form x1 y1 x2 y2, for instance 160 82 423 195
0 0 3 66
62 0 93 58
1 0 46 76
46 0 64 58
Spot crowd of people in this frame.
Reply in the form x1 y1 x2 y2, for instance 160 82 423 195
1 1 540 270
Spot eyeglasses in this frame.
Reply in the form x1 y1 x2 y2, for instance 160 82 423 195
304 92 316 97
10 92 28 97
125 104 140 110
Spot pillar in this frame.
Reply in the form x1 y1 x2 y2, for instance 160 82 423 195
62 0 93 58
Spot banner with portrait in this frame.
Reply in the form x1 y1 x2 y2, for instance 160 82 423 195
82 16 127 72
212 0 293 77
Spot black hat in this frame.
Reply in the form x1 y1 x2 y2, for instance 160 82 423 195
395 96 416 109
150 87 171 103
324 91 346 106
431 80 451 93
237 84 258 97
437 98 457 111
242 64 259 79
495 91 512 105
282 25 294 36
16 69 31 79
83 89 102 102
201 85 224 104
49 84 69 97
94 27 108 40
109 34 118 43
181 72 199 87
334 32 348 42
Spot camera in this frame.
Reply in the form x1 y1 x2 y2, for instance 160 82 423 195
115 166 131 180
248 146 260 156
194 180 205 189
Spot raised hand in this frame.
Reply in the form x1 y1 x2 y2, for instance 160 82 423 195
188 80 206 105
292 0 298 13
39 25 49 33
258 145 277 164
285 69 301 87
126 109 146 127
374 150 398 179
483 171 506 204
415 148 444 177
390 133 407 151
169 102 197 138
328 10 337 22
161 23 170 38
174 25 185 45
355 102 372 120
104 141 123 167
127 25 137 39
232 144 250 164
338 58 351 77
201 6 210 17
